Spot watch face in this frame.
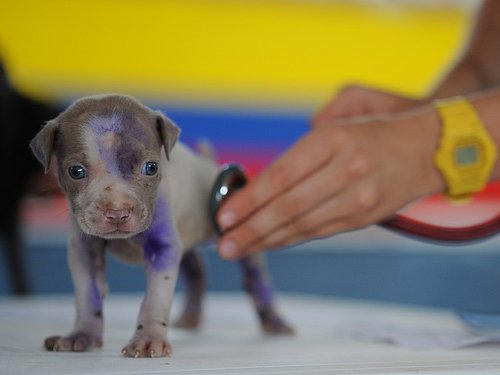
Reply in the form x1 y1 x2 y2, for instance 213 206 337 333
455 143 480 168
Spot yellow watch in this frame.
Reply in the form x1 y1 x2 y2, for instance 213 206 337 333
434 96 497 200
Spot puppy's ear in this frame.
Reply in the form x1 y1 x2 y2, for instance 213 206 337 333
30 120 59 173
156 112 180 160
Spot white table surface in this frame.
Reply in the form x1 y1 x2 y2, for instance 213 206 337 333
1 293 499 375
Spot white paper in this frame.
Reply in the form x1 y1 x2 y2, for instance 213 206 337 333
338 320 500 350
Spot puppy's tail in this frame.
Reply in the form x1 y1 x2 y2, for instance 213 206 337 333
196 139 218 164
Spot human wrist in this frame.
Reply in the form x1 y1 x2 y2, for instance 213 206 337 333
412 107 448 197
382 106 446 200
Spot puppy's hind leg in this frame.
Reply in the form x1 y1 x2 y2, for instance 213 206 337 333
239 253 293 335
175 248 205 329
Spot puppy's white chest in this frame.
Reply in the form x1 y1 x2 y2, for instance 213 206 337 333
107 238 145 265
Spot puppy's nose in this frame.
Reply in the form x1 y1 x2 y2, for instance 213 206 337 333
105 208 131 224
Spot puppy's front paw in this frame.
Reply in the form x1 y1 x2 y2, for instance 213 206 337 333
121 337 172 358
44 332 102 352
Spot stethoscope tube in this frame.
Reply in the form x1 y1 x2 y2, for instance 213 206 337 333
209 164 500 243
380 214 500 244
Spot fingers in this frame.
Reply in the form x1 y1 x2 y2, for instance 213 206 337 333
236 183 383 255
217 125 377 259
217 127 336 234
217 156 342 257
217 163 382 259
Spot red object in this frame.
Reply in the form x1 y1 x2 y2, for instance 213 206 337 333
381 182 500 243
381 214 500 243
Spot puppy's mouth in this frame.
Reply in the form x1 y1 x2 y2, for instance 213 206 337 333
99 228 136 239
81 224 146 239
77 211 150 239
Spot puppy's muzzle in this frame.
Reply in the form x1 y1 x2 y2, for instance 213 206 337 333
78 192 149 238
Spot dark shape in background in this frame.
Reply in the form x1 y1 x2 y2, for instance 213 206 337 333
0 57 59 294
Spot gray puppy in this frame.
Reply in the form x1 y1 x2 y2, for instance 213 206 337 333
30 94 292 358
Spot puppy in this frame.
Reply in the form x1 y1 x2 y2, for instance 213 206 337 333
30 94 292 358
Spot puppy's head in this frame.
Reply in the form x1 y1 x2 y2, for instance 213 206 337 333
30 94 180 239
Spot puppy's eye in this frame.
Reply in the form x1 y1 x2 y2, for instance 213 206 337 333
142 161 158 176
68 165 87 180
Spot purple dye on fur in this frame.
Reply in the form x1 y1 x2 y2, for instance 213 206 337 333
77 235 105 312
142 197 179 272
90 113 124 135
89 112 156 178
89 280 103 313
240 257 274 308
88 115 124 176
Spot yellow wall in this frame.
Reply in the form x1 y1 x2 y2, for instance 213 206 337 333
0 0 474 111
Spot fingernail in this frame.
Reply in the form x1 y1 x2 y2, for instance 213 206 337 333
219 239 239 259
218 211 237 230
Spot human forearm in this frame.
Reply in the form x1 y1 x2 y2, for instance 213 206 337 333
429 0 500 99
430 57 495 99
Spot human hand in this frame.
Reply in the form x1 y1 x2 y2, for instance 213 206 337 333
313 85 427 127
216 106 445 260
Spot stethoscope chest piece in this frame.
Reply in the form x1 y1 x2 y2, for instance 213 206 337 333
209 163 248 236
